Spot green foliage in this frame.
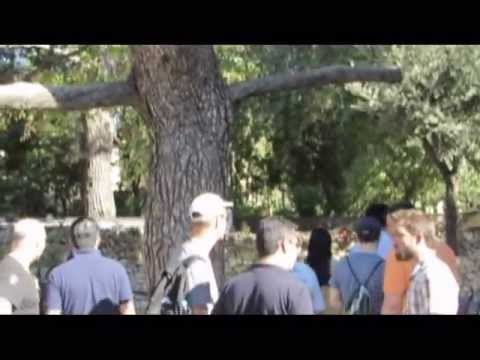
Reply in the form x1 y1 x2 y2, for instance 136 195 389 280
0 110 83 216
219 45 480 218
115 107 151 216
219 45 402 216
349 45 480 212
4 44 480 221
0 45 136 217
290 185 322 217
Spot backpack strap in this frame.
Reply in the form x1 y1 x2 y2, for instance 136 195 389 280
181 255 206 269
346 256 383 287
458 286 475 315
466 286 480 315
364 259 384 287
346 256 361 286
175 255 207 310
147 255 204 306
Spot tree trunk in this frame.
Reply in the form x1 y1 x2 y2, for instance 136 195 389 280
132 46 232 294
421 138 459 254
60 196 67 217
444 175 459 255
80 109 116 218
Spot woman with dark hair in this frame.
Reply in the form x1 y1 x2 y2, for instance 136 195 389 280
301 227 333 313
306 228 333 287
290 227 332 314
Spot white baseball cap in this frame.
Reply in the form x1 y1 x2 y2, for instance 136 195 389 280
189 193 233 223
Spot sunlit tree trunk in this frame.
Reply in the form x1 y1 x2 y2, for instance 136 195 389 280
132 46 232 292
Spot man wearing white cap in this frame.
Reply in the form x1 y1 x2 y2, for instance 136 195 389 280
180 192 233 315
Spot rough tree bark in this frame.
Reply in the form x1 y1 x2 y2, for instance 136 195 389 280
444 175 459 254
131 46 232 292
80 109 116 218
422 138 459 254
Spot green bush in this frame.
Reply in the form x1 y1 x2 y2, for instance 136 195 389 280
291 185 322 217
115 190 145 216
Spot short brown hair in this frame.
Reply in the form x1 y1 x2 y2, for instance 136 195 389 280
387 209 438 244
71 217 100 249
190 221 212 237
256 216 298 257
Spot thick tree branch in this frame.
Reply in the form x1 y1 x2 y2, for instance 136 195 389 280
229 65 402 103
0 80 138 110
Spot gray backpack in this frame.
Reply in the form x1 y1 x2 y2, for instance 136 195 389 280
145 255 204 315
344 257 383 315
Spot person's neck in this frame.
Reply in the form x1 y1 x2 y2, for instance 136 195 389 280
9 250 33 273
357 242 378 253
187 233 217 255
73 247 98 254
415 243 433 264
257 254 290 270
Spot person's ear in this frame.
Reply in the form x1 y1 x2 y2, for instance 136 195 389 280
415 233 422 244
215 217 222 235
36 237 43 250
280 240 287 254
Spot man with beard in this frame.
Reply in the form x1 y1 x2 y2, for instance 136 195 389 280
387 209 459 314
381 205 459 314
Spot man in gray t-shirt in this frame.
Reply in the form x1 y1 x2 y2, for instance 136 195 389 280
180 243 219 314
181 193 233 314
330 216 385 314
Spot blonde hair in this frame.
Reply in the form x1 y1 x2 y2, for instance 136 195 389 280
387 209 438 245
190 221 214 237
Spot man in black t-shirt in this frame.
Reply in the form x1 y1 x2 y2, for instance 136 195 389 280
0 219 47 314
213 217 313 315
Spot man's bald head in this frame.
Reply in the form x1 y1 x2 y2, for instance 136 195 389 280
10 218 46 260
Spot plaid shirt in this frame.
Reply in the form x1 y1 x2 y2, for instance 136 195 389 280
405 262 431 315
405 249 459 315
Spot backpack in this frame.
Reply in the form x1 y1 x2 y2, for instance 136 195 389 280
458 287 480 315
344 256 384 315
145 255 204 315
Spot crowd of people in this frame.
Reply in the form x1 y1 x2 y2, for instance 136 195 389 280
0 192 462 315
